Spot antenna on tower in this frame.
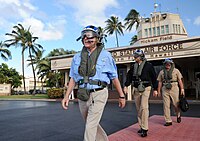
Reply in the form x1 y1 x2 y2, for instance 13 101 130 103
176 7 179 14
154 2 158 12
176 0 179 14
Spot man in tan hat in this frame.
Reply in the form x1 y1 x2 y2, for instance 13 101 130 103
157 58 184 126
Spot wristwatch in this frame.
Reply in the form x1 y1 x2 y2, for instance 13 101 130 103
119 96 125 99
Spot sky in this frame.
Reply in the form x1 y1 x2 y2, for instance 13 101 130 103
0 0 200 77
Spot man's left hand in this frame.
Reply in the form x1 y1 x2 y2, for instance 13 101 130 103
181 89 185 95
119 98 126 108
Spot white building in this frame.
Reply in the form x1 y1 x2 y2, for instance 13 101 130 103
49 6 200 100
14 76 46 94
0 84 11 96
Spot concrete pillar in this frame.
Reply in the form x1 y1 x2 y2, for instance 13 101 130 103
64 71 69 86
64 71 74 100
195 78 200 100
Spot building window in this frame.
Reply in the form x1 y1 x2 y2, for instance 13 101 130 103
175 24 178 33
157 27 160 36
145 29 148 37
156 15 159 21
173 24 175 33
149 28 152 37
152 16 155 22
178 25 180 34
173 24 180 34
161 26 165 34
153 27 156 36
165 25 169 34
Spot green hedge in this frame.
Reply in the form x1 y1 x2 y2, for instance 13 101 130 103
47 88 64 99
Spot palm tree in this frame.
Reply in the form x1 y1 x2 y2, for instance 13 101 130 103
36 60 48 91
34 48 77 89
104 16 125 47
130 35 138 45
27 50 45 92
98 27 107 45
37 58 50 77
48 48 76 57
36 58 52 87
26 31 43 95
27 50 44 67
124 9 140 31
0 41 11 61
5 24 28 94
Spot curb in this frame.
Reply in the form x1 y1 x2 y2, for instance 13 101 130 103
0 99 58 102
0 98 200 104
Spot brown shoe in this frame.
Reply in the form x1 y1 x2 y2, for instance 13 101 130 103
164 122 172 126
177 116 181 123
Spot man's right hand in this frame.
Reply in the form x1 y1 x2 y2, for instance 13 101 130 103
61 97 69 110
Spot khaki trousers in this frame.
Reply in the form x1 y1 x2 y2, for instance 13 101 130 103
162 83 180 122
133 86 151 130
79 88 108 141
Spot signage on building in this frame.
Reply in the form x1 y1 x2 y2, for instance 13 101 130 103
140 35 173 44
51 58 72 70
50 38 200 69
111 40 200 63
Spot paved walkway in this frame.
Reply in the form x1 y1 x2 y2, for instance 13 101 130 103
0 100 199 141
109 115 200 141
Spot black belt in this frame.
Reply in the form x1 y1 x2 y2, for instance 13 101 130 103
132 81 151 87
89 88 104 93
163 80 177 83
133 81 150 84
78 79 107 87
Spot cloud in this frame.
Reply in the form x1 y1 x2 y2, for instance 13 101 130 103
56 0 119 27
0 0 21 6
0 0 66 41
22 17 66 41
194 16 200 25
0 0 37 19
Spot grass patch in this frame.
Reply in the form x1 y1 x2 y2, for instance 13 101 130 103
0 94 49 99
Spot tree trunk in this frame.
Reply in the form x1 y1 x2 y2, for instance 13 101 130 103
55 70 59 88
41 79 44 92
115 31 119 47
22 50 26 94
29 48 36 96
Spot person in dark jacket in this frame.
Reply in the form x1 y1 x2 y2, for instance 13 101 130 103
124 49 158 137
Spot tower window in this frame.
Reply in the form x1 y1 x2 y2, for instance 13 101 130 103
165 25 169 34
161 26 165 34
157 27 160 36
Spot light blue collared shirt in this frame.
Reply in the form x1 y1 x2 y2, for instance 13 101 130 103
69 49 118 89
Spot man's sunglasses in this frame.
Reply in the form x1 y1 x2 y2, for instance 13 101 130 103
81 31 97 39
